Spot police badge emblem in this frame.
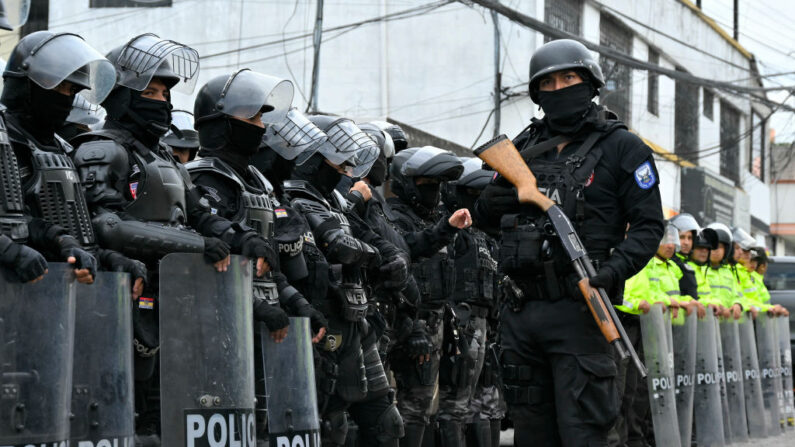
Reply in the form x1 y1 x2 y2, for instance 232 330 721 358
634 161 656 190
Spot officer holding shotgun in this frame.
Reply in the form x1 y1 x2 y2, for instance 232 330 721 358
472 39 665 446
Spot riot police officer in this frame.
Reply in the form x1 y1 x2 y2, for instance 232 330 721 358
71 34 276 443
187 71 329 441
385 146 471 446
438 157 500 446
285 115 404 446
670 213 701 302
473 39 664 445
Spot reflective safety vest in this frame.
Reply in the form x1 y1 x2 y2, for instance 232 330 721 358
706 264 743 308
751 270 772 310
735 265 768 311
688 261 721 307
618 257 676 315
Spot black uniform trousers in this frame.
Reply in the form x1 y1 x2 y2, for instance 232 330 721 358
500 296 619 447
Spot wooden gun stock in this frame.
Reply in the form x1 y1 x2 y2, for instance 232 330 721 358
578 278 621 344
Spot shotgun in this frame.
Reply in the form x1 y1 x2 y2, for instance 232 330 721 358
474 134 647 378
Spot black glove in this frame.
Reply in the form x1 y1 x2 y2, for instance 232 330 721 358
477 184 520 216
60 239 97 279
241 236 277 267
295 303 328 334
254 299 290 332
203 237 230 263
101 249 147 282
379 256 408 290
589 265 617 291
405 320 432 358
0 236 48 282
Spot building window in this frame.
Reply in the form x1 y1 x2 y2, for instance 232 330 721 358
90 0 172 7
599 14 633 125
544 0 583 42
647 49 659 116
703 88 714 120
750 112 765 180
720 101 741 184
674 71 699 164
20 0 48 36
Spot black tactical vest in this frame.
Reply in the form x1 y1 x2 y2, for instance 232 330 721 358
285 180 368 321
124 147 187 224
0 117 27 242
451 228 498 305
188 157 279 304
25 138 96 248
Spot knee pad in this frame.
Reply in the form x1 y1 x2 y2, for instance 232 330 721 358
322 411 348 446
376 403 405 440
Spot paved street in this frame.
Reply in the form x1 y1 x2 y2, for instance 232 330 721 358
498 429 795 446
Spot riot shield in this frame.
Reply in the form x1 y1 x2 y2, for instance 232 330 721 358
672 311 697 447
262 316 321 447
0 263 76 445
720 318 748 442
713 320 732 443
160 253 256 447
640 304 681 447
739 314 767 438
756 312 783 435
694 311 725 446
71 272 134 446
778 316 795 429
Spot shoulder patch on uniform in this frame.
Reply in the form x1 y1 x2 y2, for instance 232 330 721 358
633 161 656 189
275 208 288 218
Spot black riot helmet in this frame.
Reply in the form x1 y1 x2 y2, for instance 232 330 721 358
357 122 395 186
706 222 733 263
162 110 199 161
528 39 604 103
692 228 719 250
302 114 379 178
441 157 490 213
390 146 464 217
369 120 407 153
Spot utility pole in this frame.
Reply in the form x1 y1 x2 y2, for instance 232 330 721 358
733 0 739 41
492 8 501 138
308 0 324 113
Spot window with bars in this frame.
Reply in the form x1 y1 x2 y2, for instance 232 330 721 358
703 88 714 120
749 112 765 180
720 101 741 184
91 0 171 7
647 49 659 116
599 14 633 125
544 0 583 42
674 72 699 164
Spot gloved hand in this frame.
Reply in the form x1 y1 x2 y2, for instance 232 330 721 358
60 239 97 284
0 236 48 283
241 236 276 276
101 249 147 299
203 237 230 263
477 183 520 216
254 299 290 343
589 265 617 292
379 256 408 290
405 320 432 361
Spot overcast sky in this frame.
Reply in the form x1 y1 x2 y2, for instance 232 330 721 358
700 0 795 143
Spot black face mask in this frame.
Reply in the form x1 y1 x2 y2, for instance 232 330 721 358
366 154 388 187
129 94 172 139
537 82 594 134
315 160 344 197
227 118 266 156
415 183 441 211
251 148 294 187
28 84 74 142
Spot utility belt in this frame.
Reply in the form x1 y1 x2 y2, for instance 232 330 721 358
253 273 279 306
452 302 490 323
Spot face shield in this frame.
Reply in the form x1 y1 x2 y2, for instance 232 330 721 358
0 0 30 31
262 107 326 161
661 224 681 252
216 69 293 126
114 33 200 94
670 213 700 233
346 144 379 178
297 118 378 168
21 33 116 104
66 94 105 126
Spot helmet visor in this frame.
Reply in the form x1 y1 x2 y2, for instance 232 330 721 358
218 70 293 124
170 110 194 130
66 94 104 126
0 0 30 31
263 107 327 161
347 144 379 178
23 33 116 104
670 213 700 233
662 224 681 251
115 34 200 94
298 118 377 167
